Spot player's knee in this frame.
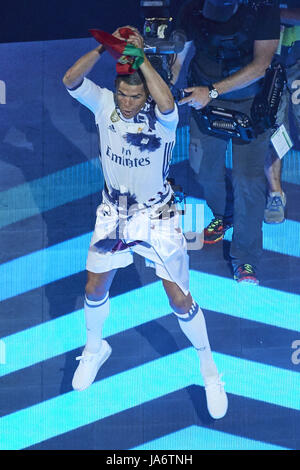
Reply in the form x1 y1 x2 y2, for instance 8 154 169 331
169 292 193 315
85 279 107 301
173 299 199 322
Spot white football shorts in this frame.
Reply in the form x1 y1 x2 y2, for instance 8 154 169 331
86 197 190 295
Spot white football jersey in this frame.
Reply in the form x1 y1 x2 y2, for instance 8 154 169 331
68 77 179 207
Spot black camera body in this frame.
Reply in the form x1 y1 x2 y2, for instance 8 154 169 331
141 0 172 41
251 62 287 134
140 0 186 86
194 106 257 142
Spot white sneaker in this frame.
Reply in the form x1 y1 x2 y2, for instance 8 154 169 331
204 373 228 419
72 340 112 391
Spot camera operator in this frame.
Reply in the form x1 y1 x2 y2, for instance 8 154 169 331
172 0 280 285
264 2 300 224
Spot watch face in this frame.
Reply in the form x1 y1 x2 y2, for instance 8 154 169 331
209 89 219 99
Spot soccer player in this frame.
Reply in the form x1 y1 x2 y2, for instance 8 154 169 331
63 26 228 419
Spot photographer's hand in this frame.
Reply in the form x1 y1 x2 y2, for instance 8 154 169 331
179 38 279 105
178 86 211 109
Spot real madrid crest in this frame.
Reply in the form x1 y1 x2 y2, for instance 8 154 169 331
110 109 120 123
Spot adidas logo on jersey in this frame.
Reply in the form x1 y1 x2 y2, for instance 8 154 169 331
108 124 117 133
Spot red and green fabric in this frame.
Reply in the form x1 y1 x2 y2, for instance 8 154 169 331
89 27 145 74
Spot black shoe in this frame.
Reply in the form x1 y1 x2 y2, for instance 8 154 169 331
233 264 259 285
204 217 233 244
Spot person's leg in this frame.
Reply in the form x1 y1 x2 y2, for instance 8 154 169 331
226 93 273 282
84 209 134 354
162 279 228 419
189 113 233 244
162 279 218 377
264 150 287 224
84 269 117 353
265 149 283 193
190 114 231 219
72 269 117 391
230 132 269 280
263 85 289 223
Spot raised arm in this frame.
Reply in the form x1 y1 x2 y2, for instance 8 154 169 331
62 27 130 89
179 38 279 110
211 38 279 96
126 30 175 114
62 45 105 89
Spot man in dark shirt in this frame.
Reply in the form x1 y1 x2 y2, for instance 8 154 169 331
173 0 280 284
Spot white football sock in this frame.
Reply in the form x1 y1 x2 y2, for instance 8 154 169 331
174 300 218 378
84 292 110 353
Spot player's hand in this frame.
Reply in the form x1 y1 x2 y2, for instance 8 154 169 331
178 86 211 110
112 27 126 40
112 26 144 51
112 26 137 40
125 28 144 50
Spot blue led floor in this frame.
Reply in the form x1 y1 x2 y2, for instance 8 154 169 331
1 271 299 378
1 349 300 450
132 425 289 450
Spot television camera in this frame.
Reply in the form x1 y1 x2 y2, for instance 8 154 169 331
140 0 186 85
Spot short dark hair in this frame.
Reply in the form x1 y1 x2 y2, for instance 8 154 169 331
115 70 148 95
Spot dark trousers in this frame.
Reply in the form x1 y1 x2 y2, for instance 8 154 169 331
189 98 272 271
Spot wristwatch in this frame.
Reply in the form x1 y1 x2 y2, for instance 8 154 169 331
208 84 219 99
